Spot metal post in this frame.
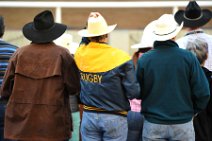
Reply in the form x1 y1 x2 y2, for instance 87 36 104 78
55 7 62 23
173 6 179 14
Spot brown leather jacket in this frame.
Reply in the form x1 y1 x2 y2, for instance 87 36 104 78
0 43 80 141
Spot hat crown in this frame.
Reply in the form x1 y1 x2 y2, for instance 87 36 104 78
34 10 54 30
154 14 177 35
185 1 202 19
87 12 109 35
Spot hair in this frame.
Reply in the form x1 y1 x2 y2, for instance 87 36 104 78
0 16 5 37
186 38 208 65
88 34 108 42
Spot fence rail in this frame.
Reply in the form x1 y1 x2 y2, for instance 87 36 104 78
0 1 211 22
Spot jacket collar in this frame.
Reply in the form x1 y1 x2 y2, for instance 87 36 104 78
154 40 179 49
185 29 204 36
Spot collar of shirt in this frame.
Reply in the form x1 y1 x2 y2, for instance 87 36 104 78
185 29 204 36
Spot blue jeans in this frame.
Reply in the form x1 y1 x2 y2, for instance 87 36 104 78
142 120 195 141
127 111 144 141
81 111 128 141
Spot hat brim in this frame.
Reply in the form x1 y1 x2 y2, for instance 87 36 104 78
131 21 156 49
152 21 183 41
78 24 117 37
174 9 211 28
23 22 67 43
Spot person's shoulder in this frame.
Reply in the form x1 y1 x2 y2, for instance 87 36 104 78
140 49 155 58
54 44 69 51
0 40 18 50
104 44 131 59
204 33 212 40
177 47 195 58
54 44 74 60
115 48 130 57
136 50 153 66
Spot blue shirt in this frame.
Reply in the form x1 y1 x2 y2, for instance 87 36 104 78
0 40 17 87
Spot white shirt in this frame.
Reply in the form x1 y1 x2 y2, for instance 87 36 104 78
176 29 212 71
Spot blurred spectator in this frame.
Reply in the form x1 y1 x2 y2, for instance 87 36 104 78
0 10 80 141
55 33 81 141
55 33 79 55
137 14 210 141
175 0 212 71
0 16 18 141
186 38 212 141
127 20 155 141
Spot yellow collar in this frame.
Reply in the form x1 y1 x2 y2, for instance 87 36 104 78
75 42 131 72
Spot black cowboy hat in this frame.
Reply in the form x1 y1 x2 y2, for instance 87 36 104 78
174 1 211 28
23 10 67 43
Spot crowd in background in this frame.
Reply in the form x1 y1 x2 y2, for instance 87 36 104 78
0 0 212 141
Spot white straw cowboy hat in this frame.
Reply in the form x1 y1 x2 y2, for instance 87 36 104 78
131 21 155 49
78 12 117 37
151 14 183 41
54 33 79 54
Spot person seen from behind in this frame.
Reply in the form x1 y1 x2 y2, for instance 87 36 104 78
0 10 80 141
175 0 212 71
127 21 155 141
136 14 210 141
0 16 17 141
186 38 212 141
75 12 140 141
55 33 81 141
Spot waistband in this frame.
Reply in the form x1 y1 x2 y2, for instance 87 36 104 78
83 105 128 116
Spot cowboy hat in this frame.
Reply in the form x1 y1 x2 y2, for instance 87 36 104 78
174 1 211 28
78 12 117 37
131 21 155 49
23 10 67 43
54 33 79 54
150 14 183 41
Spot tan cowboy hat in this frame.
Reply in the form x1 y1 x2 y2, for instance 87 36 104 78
151 14 183 41
54 33 79 54
131 21 155 49
78 12 117 37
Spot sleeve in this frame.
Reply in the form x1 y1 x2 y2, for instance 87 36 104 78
136 57 144 99
206 74 212 116
0 53 17 100
121 60 141 100
190 55 210 114
63 51 81 96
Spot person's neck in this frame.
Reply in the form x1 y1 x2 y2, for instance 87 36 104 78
187 27 201 32
100 38 108 43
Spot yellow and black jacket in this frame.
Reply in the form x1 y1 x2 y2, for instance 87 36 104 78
75 42 140 116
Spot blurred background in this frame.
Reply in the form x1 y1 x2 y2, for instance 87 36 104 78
0 0 211 55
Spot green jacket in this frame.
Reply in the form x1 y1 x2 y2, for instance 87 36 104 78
137 40 210 124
